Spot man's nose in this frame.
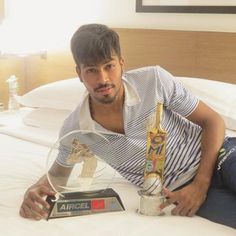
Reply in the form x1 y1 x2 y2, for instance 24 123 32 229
97 69 108 83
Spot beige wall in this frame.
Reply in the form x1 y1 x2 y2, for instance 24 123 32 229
3 1 236 53
83 0 236 33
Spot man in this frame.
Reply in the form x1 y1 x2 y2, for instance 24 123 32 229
20 24 236 228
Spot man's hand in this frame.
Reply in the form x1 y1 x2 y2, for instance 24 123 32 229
160 182 208 217
19 162 72 220
19 181 56 220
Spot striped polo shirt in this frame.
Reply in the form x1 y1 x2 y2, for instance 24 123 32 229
57 66 202 190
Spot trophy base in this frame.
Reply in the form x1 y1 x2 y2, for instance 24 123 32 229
138 193 164 216
46 188 125 220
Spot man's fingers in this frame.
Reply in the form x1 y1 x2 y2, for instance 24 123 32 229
187 205 199 217
26 186 55 210
162 187 173 198
160 197 176 209
160 183 205 217
20 185 54 220
160 188 179 209
31 193 50 210
179 207 191 216
39 185 55 196
160 198 170 209
171 204 184 216
172 203 190 216
20 203 44 220
27 200 48 218
19 204 28 218
170 200 199 217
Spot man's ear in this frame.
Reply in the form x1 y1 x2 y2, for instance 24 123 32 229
120 57 125 71
120 57 124 67
76 66 83 82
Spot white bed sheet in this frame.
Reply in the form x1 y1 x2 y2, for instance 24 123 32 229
0 131 236 235
0 108 60 147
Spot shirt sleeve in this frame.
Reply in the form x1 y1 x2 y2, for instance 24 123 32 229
155 66 199 117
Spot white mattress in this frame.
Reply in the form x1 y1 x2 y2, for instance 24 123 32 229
0 110 236 235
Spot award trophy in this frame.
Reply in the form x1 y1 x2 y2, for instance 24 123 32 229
138 103 167 216
45 130 125 220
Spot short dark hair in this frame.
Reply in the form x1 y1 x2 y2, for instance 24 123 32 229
71 24 121 67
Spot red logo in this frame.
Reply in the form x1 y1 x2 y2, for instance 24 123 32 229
91 199 105 210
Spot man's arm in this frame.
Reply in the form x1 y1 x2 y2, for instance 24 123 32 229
186 100 225 194
160 101 225 216
19 161 72 220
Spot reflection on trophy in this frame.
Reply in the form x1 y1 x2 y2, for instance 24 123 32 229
66 138 97 178
138 103 167 216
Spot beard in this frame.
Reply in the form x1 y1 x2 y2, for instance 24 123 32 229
93 70 123 104
94 82 122 104
96 95 117 104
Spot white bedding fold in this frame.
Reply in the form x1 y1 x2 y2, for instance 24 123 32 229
0 108 60 147
0 124 59 147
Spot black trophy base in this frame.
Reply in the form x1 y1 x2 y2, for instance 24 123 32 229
46 188 125 220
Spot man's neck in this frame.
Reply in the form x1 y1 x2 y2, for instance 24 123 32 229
89 87 125 134
90 97 123 116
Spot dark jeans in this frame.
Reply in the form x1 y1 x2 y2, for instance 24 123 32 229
196 137 236 229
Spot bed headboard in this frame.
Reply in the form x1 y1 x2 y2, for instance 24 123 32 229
118 28 236 84
24 28 236 92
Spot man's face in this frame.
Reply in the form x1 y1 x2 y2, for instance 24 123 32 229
76 56 124 104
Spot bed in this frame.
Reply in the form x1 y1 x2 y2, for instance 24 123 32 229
1 28 236 235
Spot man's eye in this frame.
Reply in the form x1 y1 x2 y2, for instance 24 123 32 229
106 64 115 69
87 68 96 73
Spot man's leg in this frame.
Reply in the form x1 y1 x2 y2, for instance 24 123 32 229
214 137 236 192
196 137 236 228
197 187 236 228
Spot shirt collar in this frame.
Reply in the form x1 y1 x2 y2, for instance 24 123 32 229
79 77 141 130
122 76 141 106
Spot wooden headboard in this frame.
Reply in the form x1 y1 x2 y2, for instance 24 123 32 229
118 28 236 85
24 28 236 93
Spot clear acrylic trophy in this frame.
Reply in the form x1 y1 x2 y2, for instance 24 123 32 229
46 130 124 219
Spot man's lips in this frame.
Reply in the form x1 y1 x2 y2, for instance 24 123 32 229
96 87 113 95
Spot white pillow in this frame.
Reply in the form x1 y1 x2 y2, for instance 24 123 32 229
17 78 86 110
23 107 72 130
17 75 236 131
176 77 236 131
